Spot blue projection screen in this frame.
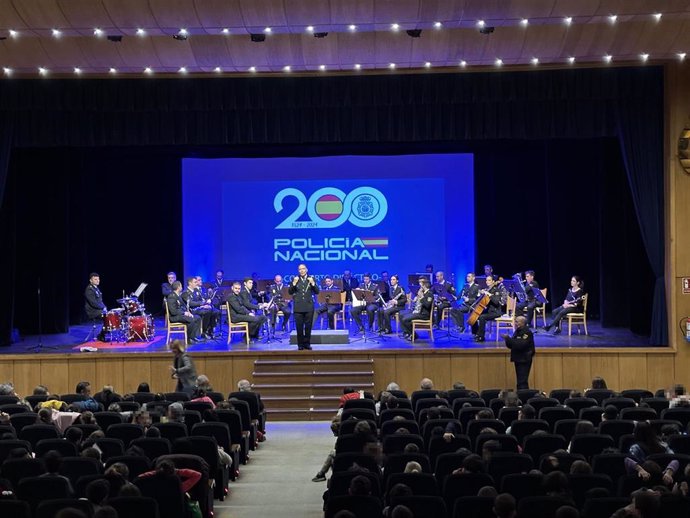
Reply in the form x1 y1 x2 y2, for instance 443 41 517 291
182 154 474 285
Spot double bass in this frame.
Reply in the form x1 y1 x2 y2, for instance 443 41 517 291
466 277 504 326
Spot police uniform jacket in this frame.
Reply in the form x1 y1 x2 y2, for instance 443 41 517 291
289 277 320 312
505 326 535 363
85 284 106 319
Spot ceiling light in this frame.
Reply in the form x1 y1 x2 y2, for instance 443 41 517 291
248 66 257 72
52 29 62 38
459 60 467 68
283 65 291 72
531 57 539 65
477 20 485 28
354 63 361 70
433 22 442 29
3 67 12 76
640 53 649 62
74 67 82 74
318 65 326 71
263 27 272 33
221 28 230 35
38 67 48 75
608 15 617 24
603 55 612 63
653 13 662 22
424 62 431 68
568 56 576 64
94 28 104 37
495 58 503 66
136 28 146 36
109 68 117 74
143 67 153 74
306 26 314 32
391 24 400 31
214 66 222 73
179 28 188 36
8 30 17 38
564 17 573 26
178 67 187 74
678 53 686 61
348 25 357 32
520 19 529 27
388 63 396 69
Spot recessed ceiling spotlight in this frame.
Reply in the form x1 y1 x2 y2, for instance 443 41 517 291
283 65 291 72
653 13 662 21
73 67 82 74
248 66 257 72
109 68 117 74
564 17 573 25
495 58 503 66
306 26 314 32
38 67 48 75
354 63 361 70
608 15 617 24
530 57 539 65
640 53 649 62
433 22 442 29
263 27 272 33
348 24 357 32
3 67 12 76
424 61 431 68
221 28 230 35
568 56 576 64
477 20 485 28
603 54 612 63
94 28 104 37
178 28 188 36
214 66 222 73
678 52 686 61
520 19 529 27
319 65 326 71
459 60 467 68
136 28 146 36
8 30 17 38
178 67 187 74
52 29 62 38
143 67 153 74
391 23 400 31
388 63 396 69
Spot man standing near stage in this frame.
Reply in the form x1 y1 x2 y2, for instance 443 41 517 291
503 316 535 390
289 264 319 350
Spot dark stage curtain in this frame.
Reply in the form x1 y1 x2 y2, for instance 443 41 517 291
0 117 14 345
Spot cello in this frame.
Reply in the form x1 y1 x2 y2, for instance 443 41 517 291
466 276 504 326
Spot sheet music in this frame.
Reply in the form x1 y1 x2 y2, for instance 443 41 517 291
133 283 148 298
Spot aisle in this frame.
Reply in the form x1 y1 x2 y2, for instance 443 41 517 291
214 421 334 518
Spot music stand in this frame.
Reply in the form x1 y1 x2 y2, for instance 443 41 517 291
433 286 461 340
332 279 343 290
349 289 379 344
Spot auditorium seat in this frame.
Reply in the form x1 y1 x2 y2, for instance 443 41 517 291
391 495 448 518
522 434 567 464
325 495 383 518
548 389 575 404
130 437 172 461
487 452 533 486
601 397 637 411
419 407 454 426
93 411 124 430
475 433 519 455
598 420 635 443
591 453 628 481
564 397 599 415
382 433 424 455
379 408 415 425
380 419 419 438
134 471 186 518
452 496 495 518
332 452 380 474
328 471 382 498
339 418 377 436
443 473 495 512
552 419 581 443
517 496 570 518
105 423 145 446
0 500 30 518
500 473 544 502
429 436 472 471
105 455 152 480
569 434 615 461
466 419 506 444
508 419 550 443
383 453 432 480
108 496 160 518
619 407 657 421
385 472 439 497
479 389 502 406
578 407 605 426
661 407 690 428
59 457 102 486
16 476 72 513
581 497 631 518
568 473 613 508
526 397 559 413
34 438 78 458
539 407 576 431
19 424 60 449
35 498 94 518
584 390 616 405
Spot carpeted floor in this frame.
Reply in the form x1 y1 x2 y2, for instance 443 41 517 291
213 421 334 518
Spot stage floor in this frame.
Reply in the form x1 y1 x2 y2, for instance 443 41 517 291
4 317 654 355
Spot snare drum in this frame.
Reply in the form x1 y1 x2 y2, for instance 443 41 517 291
121 298 142 315
102 310 123 332
128 314 154 342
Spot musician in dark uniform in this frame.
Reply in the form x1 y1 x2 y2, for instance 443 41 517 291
474 275 506 342
400 277 434 340
267 274 291 331
167 281 202 343
85 272 107 341
515 270 540 327
351 273 380 333
182 277 218 339
379 271 391 302
289 263 319 350
313 276 342 329
226 282 266 341
503 316 535 390
450 272 480 330
161 272 176 297
378 274 406 334
341 269 359 302
432 271 457 326
213 270 225 288
545 276 586 334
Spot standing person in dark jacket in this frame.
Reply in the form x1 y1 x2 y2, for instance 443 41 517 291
85 272 107 341
289 263 319 350
170 339 197 395
503 316 535 390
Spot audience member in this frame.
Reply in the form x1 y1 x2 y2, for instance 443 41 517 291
348 475 372 496
41 450 74 496
493 493 517 518
138 459 201 493
419 378 434 390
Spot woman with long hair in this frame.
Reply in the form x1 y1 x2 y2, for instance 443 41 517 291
544 276 586 334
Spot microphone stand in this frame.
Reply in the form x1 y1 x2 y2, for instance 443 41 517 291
27 277 56 351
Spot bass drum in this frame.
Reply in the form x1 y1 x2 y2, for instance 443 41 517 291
102 310 124 332
128 314 155 342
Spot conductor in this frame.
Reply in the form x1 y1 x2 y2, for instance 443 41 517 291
289 263 319 350
503 316 535 390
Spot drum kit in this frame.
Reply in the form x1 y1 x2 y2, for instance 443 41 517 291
102 296 155 342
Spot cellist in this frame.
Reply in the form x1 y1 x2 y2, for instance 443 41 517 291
450 272 480 330
473 275 506 342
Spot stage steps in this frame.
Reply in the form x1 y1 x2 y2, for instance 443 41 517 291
252 359 375 421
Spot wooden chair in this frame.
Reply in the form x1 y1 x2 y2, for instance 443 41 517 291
333 292 348 330
567 294 589 335
225 305 250 345
494 296 516 341
411 311 433 343
164 298 187 345
276 310 291 332
533 288 548 328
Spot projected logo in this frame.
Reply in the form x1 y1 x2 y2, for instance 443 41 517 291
274 187 388 229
